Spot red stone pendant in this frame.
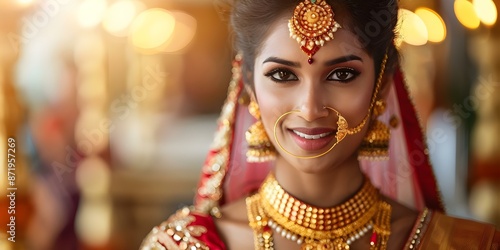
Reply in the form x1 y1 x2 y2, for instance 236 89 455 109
370 232 377 246
301 45 320 64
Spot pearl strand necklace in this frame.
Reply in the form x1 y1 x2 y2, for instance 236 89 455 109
268 218 374 246
247 174 392 249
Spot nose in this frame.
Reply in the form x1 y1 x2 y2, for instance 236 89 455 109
297 83 329 122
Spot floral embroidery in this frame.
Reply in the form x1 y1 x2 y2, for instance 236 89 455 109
405 208 431 249
195 59 243 213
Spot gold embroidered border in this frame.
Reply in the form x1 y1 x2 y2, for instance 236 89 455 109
195 57 243 215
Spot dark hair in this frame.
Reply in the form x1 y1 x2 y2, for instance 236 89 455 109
230 0 399 84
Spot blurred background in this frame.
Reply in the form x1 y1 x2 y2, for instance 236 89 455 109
0 0 498 249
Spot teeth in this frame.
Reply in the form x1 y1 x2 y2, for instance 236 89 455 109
293 130 332 140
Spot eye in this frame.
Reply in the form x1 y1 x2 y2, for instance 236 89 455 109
327 68 360 83
265 69 299 82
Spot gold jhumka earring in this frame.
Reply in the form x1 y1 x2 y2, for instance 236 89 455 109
246 101 277 162
358 100 390 160
289 0 341 64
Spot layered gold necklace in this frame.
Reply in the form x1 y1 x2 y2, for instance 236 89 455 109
246 174 391 250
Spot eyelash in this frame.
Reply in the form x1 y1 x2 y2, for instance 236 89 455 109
264 68 298 83
264 67 361 83
326 67 360 83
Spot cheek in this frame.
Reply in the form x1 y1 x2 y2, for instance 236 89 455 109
253 78 293 136
255 85 282 128
334 76 374 124
339 91 370 118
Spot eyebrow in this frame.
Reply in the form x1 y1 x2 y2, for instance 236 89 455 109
262 54 362 67
262 57 300 67
324 54 363 66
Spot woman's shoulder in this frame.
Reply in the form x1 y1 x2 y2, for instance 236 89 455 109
140 207 226 250
405 209 500 249
213 197 255 250
381 196 420 249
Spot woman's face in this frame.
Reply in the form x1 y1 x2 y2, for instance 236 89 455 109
253 16 376 173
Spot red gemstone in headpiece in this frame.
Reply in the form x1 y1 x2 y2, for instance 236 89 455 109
301 45 320 64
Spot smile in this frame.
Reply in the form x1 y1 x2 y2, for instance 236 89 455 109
292 130 333 140
287 127 336 152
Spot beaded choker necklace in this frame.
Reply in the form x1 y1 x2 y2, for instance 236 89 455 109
246 174 392 250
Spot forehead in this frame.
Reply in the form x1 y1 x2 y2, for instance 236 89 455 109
257 16 368 62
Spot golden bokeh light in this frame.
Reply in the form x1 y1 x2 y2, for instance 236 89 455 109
75 157 112 246
76 157 111 198
161 11 197 53
16 0 34 6
397 9 428 46
455 0 480 29
74 33 106 70
103 0 146 37
473 0 498 26
75 199 112 246
77 0 108 28
74 109 109 156
415 8 447 43
129 8 176 53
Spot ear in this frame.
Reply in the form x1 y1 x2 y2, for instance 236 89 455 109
244 84 257 103
378 71 393 101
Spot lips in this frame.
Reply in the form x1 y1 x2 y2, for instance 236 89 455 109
293 130 332 139
287 127 336 151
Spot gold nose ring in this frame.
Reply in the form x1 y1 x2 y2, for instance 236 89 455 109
272 106 350 159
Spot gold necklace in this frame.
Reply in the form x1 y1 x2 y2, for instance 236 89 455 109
246 174 391 250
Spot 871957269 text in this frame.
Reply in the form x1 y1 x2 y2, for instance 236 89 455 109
6 137 17 243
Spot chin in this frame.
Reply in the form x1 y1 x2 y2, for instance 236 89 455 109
286 155 343 174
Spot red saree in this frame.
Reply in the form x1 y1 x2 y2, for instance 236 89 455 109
141 207 499 249
141 58 499 250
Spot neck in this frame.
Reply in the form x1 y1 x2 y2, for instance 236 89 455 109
273 154 364 207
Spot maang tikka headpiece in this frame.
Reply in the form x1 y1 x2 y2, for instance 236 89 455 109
289 0 341 64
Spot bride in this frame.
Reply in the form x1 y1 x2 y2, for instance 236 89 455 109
141 0 499 249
